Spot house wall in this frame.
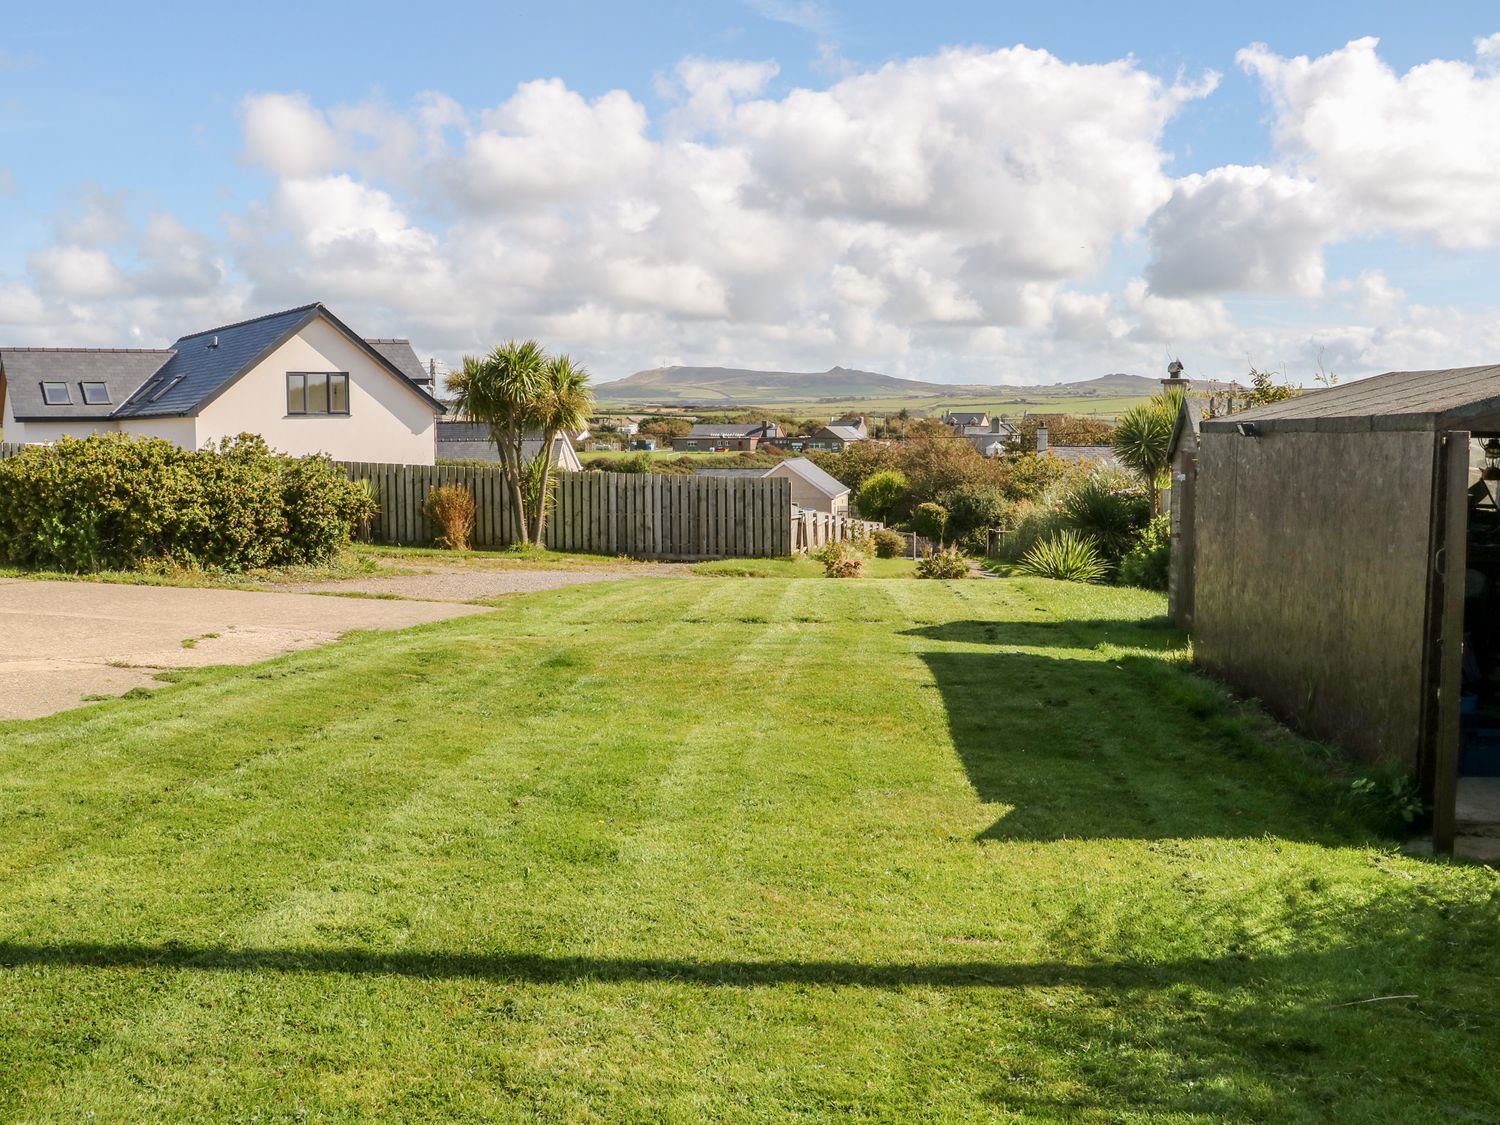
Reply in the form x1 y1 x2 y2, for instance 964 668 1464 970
765 463 849 515
119 418 198 446
199 318 436 464
1193 427 1438 769
672 436 759 452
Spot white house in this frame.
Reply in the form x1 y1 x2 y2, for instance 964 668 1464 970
763 456 850 516
0 303 443 464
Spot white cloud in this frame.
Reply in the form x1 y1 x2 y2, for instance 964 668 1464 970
1146 165 1333 296
27 245 125 298
20 38 1500 388
1239 36 1500 248
744 0 831 35
241 93 342 178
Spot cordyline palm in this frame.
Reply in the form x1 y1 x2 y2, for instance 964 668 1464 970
1112 389 1181 514
527 354 594 543
449 339 547 545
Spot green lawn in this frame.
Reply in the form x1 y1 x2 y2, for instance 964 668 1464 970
1 577 1496 1121
691 555 917 578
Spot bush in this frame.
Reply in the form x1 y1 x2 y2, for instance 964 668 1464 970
1017 530 1109 583
1059 474 1151 563
855 469 909 522
871 527 906 558
996 500 1066 562
915 546 969 579
912 501 949 542
814 538 865 578
1118 515 1170 590
603 452 654 474
425 484 477 550
935 483 1007 554
0 433 374 572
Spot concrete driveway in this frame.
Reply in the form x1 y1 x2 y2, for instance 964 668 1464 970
0 578 491 721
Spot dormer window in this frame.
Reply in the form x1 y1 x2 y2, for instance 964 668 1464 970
80 381 110 405
41 381 71 405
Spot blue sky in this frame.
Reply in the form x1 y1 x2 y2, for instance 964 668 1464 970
4 1 1500 384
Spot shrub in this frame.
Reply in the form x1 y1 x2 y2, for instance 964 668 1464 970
993 500 1061 562
935 483 1007 554
349 479 379 541
1059 474 1150 563
871 527 906 558
1118 515 1170 590
912 501 949 542
0 433 373 572
915 546 969 580
1017 530 1109 583
814 538 865 578
855 469 909 522
425 484 477 550
604 452 654 474
1350 767 1426 833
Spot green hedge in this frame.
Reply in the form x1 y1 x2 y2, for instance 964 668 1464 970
0 433 376 572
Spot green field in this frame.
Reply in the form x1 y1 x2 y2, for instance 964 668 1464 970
1 576 1496 1120
595 390 1153 421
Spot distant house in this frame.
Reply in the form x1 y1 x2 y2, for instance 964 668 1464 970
671 421 784 452
960 417 1017 457
805 424 867 452
763 457 850 516
944 410 989 431
829 416 869 437
1045 445 1120 469
591 414 642 435
435 419 583 471
0 303 443 464
1033 422 1117 468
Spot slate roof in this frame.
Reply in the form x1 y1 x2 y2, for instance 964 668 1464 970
769 456 850 497
686 422 780 438
1046 445 1121 467
945 411 988 426
1200 365 1500 434
817 425 865 443
115 304 325 418
365 339 431 387
5 304 443 422
1 348 173 420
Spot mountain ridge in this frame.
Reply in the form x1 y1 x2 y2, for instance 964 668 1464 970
594 364 1159 405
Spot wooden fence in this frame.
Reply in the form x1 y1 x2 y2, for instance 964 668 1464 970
0 442 22 459
790 509 883 553
338 461 797 560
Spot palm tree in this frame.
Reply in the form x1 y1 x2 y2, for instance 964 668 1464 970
1112 389 1181 514
527 354 594 543
449 339 547 545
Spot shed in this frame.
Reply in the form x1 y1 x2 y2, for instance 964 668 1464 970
1178 364 1500 852
763 457 850 515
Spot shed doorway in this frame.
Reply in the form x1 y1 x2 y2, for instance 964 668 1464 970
1454 434 1500 855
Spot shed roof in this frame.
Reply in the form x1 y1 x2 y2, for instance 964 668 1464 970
1200 365 1500 434
0 348 174 419
767 456 849 498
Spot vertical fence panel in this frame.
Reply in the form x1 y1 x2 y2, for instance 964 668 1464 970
333 461 791 559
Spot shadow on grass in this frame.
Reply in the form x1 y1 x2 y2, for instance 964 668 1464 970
903 618 1361 844
3 891 1495 1121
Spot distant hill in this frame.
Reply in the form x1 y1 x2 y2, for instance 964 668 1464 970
594 365 1160 406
